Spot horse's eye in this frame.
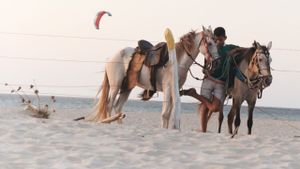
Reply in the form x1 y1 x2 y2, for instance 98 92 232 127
208 42 212 46
258 58 262 62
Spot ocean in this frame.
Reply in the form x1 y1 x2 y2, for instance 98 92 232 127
0 93 300 121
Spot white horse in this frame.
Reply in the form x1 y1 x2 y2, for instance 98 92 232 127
86 26 220 129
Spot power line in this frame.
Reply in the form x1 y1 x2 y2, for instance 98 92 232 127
0 83 98 88
0 31 159 43
271 68 300 73
1 54 300 73
272 48 300 52
0 55 104 63
0 31 137 42
1 31 300 52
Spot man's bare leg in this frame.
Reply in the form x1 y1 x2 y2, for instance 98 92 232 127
181 88 221 112
198 103 208 132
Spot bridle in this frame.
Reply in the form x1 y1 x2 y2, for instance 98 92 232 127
233 47 272 98
180 32 213 70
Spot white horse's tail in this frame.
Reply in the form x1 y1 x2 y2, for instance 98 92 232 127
86 71 110 122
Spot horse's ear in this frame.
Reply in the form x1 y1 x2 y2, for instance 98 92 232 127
202 26 207 32
267 41 272 51
253 40 261 48
208 25 212 32
257 42 261 48
252 41 257 48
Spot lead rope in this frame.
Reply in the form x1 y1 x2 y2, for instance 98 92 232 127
188 68 204 81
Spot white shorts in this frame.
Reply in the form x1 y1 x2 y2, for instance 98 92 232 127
200 78 225 101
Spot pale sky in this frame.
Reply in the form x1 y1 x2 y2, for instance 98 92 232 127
0 0 299 108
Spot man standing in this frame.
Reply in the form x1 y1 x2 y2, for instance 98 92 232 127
181 27 239 132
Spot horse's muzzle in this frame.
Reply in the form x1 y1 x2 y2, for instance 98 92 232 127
263 75 272 87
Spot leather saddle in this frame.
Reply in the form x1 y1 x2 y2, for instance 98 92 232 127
136 40 170 100
137 40 169 67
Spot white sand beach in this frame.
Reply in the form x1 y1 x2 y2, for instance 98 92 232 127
0 96 300 169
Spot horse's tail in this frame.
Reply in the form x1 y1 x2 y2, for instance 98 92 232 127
86 71 110 122
98 71 109 120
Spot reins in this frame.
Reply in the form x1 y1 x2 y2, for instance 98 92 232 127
232 49 269 98
180 35 210 81
180 38 206 69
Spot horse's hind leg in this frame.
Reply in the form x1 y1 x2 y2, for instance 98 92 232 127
106 87 120 118
247 99 256 135
114 89 132 123
227 109 235 134
232 105 241 137
228 98 240 134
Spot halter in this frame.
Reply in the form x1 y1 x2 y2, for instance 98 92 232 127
233 47 271 98
180 32 214 81
255 49 271 74
180 34 205 68
180 32 212 80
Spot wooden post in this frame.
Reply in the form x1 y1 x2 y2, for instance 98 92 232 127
164 28 181 129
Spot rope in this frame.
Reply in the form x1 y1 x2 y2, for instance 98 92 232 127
256 107 300 135
188 68 204 81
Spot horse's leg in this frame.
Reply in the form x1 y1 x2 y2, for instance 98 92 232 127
114 89 132 123
161 86 172 129
247 99 256 135
218 102 224 133
106 86 120 118
232 104 241 137
227 98 239 134
105 50 131 119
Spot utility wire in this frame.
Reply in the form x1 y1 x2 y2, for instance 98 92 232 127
1 54 299 73
0 31 299 52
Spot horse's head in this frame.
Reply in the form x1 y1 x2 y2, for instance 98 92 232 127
200 26 220 68
251 41 273 87
179 27 219 70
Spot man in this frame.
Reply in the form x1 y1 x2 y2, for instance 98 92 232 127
181 27 239 132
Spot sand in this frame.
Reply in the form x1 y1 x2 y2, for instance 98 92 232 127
0 102 300 169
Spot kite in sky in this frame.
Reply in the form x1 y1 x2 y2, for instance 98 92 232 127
94 11 112 30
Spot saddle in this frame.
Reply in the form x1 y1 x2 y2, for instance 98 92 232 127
138 40 169 67
121 40 169 100
137 40 169 100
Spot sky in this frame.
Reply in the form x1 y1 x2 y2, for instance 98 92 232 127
0 0 299 109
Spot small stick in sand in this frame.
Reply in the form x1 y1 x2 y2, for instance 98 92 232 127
99 113 126 123
74 113 126 123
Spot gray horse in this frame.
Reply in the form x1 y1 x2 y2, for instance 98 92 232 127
218 41 273 137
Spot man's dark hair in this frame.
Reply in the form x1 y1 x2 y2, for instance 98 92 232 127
214 27 226 37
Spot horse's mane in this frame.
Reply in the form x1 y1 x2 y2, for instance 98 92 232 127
242 47 256 64
229 47 254 65
239 45 269 65
175 30 197 57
